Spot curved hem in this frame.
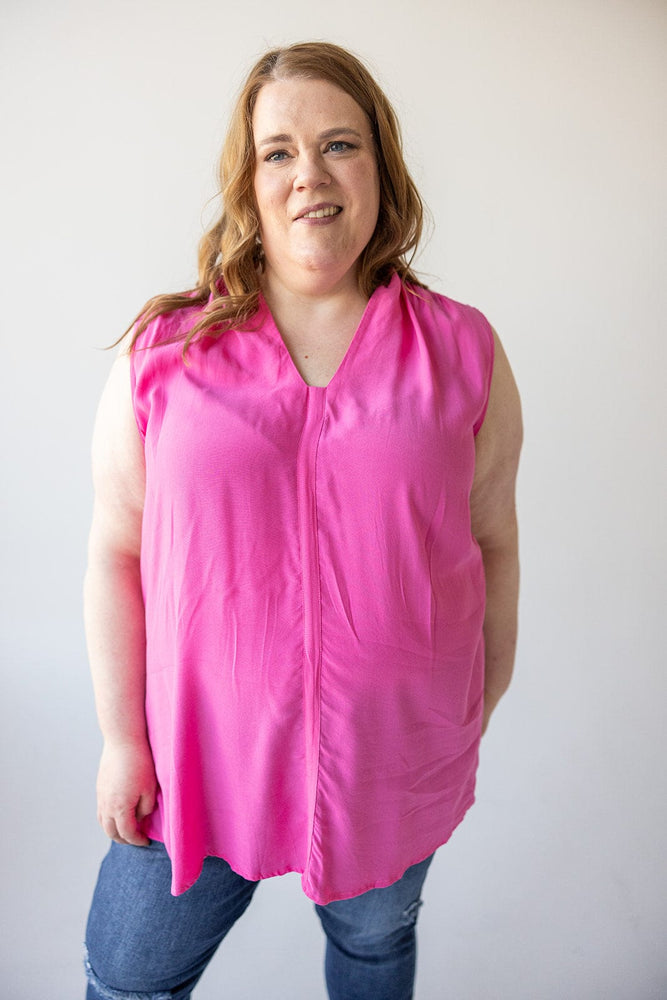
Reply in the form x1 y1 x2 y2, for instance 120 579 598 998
149 792 476 904
301 794 476 904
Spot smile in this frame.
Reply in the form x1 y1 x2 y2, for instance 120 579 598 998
298 206 342 220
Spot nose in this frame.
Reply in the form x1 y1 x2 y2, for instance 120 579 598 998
293 150 331 191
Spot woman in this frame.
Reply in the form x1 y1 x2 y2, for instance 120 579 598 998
83 41 522 1000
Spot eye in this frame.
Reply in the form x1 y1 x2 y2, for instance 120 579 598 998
326 141 354 153
265 150 290 163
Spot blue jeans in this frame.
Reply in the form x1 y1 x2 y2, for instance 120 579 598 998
84 840 433 1000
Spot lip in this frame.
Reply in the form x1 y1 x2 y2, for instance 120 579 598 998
294 202 343 221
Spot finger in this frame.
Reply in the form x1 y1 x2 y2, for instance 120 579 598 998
98 803 114 838
99 812 125 844
136 786 157 822
116 807 150 847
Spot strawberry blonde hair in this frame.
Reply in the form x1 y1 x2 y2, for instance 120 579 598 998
128 41 425 351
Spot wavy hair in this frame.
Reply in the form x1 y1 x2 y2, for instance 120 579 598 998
127 41 426 351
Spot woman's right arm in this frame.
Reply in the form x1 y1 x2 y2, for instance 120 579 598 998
84 349 157 846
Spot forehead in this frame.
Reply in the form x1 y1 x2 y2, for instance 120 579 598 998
252 77 371 141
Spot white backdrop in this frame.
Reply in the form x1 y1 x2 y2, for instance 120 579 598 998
1 1 665 997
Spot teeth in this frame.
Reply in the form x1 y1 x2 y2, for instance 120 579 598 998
302 206 341 219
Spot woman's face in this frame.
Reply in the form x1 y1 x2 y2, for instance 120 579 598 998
252 77 381 298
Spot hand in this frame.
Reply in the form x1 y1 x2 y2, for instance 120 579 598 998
96 740 158 846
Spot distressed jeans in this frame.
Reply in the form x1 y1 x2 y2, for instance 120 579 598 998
84 840 434 1000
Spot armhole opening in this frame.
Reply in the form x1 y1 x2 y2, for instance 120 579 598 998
473 322 496 436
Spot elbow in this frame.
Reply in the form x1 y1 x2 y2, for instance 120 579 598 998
474 507 519 557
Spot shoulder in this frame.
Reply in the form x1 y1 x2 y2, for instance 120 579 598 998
132 299 204 352
479 328 522 449
404 282 494 346
90 348 146 521
126 301 202 442
130 300 206 388
470 328 523 540
401 283 495 369
401 282 496 428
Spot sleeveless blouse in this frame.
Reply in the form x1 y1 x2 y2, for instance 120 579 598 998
131 274 495 903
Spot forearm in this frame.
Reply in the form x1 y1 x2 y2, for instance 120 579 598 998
84 553 148 748
480 517 519 732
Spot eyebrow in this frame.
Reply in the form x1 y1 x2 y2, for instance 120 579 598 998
256 127 363 148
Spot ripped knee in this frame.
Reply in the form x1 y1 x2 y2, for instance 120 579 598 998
84 948 173 1000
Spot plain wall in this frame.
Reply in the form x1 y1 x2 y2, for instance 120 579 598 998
1 1 665 997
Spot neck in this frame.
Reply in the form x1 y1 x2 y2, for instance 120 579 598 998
259 268 370 386
260 266 368 330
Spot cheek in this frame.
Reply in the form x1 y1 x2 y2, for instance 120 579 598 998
254 175 283 228
358 164 380 218
362 172 381 231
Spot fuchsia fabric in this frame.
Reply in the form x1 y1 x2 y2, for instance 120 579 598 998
131 274 495 903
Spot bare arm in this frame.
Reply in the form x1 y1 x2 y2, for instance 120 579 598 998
470 330 523 734
84 349 157 845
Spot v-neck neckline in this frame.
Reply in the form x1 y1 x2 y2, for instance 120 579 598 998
258 277 394 392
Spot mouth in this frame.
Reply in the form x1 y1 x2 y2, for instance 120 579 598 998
295 204 342 221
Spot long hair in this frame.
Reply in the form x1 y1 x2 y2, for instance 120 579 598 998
127 41 426 351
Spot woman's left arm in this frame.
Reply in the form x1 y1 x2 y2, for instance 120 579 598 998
470 329 523 734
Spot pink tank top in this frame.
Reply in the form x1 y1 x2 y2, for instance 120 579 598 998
132 273 494 903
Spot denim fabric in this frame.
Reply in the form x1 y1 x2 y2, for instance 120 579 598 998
314 854 434 1000
84 840 433 1000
